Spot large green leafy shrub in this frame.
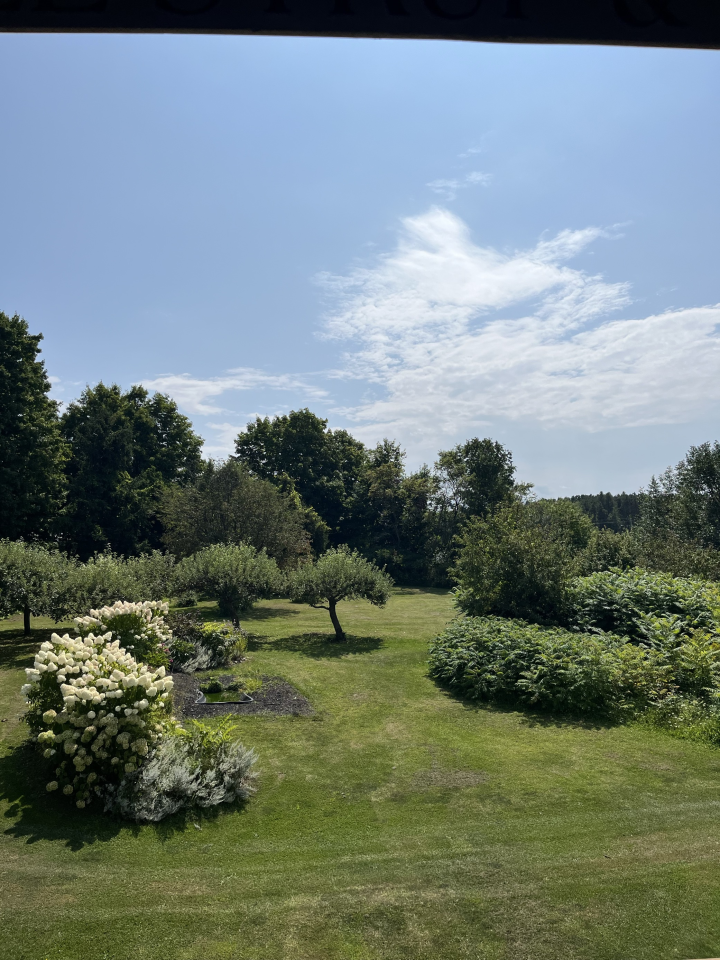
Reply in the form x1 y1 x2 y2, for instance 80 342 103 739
567 568 720 641
452 500 594 624
428 617 691 718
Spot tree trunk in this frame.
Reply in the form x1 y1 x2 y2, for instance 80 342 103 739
328 599 345 641
23 604 31 637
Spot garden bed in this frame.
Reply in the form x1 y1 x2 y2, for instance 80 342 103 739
171 671 314 719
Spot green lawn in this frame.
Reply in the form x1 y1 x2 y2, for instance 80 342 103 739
2 589 720 960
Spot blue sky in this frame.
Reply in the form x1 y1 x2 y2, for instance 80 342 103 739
1 34 719 496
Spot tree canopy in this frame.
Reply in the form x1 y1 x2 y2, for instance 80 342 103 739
61 383 203 557
288 545 393 640
160 459 314 565
234 409 367 538
0 312 67 541
175 542 284 623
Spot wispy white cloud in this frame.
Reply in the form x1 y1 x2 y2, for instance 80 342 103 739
458 146 485 159
427 170 492 201
318 207 720 450
142 368 328 415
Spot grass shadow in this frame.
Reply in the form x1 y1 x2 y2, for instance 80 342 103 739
0 629 45 670
250 632 384 659
241 606 302 624
0 740 247 849
431 679 617 732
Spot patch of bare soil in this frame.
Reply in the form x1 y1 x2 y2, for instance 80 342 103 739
171 671 314 719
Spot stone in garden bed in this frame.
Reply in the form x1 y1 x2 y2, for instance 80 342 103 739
171 671 314 719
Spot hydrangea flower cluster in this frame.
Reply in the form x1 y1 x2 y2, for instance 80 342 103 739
74 600 173 668
22 630 175 808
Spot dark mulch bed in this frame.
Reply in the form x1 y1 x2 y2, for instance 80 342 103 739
171 671 314 719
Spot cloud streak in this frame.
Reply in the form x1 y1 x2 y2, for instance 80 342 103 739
318 207 720 447
427 171 492 201
142 369 328 415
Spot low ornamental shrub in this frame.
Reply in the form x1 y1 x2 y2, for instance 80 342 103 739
22 632 175 808
567 567 720 640
110 718 257 822
74 600 172 668
166 610 247 673
428 617 675 718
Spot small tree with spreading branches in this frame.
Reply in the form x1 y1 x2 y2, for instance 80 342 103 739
174 542 284 624
288 546 393 641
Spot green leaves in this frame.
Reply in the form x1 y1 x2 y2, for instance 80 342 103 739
0 312 67 541
174 542 284 621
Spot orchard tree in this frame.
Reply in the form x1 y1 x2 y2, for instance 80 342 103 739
0 541 70 635
288 545 393 641
0 312 67 541
61 383 203 557
174 542 284 623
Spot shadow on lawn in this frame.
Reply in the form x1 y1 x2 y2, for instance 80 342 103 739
433 682 616 733
0 630 41 670
0 741 239 850
250 632 384 659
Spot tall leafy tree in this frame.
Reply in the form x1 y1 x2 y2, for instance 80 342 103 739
0 312 67 540
160 459 316 565
433 437 520 571
234 409 366 537
343 440 406 567
61 383 203 558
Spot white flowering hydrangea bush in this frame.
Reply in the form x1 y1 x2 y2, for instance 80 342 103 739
22 631 175 809
74 600 172 668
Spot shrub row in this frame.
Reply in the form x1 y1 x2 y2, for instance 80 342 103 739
428 615 720 718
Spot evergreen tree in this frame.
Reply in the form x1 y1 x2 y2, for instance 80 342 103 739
0 312 67 541
61 383 203 558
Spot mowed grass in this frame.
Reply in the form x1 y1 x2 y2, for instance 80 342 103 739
2 589 720 960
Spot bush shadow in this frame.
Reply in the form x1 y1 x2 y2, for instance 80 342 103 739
250 632 384 659
0 741 247 849
0 742 130 850
432 681 617 732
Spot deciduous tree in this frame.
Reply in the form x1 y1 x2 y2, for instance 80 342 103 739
0 312 67 541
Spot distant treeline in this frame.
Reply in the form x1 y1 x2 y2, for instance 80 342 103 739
4 308 720 589
564 493 640 532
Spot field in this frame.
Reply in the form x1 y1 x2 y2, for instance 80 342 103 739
2 588 720 960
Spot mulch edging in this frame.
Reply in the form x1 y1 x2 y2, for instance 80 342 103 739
171 670 314 719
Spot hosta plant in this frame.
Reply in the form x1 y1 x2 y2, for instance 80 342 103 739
22 631 175 808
